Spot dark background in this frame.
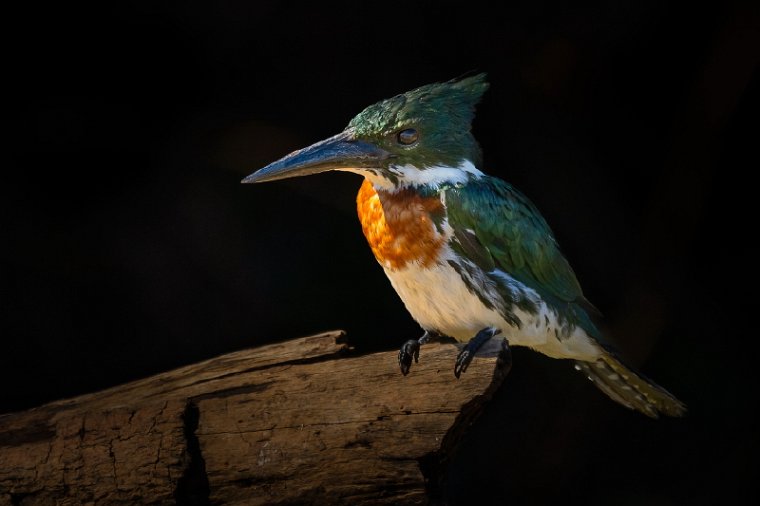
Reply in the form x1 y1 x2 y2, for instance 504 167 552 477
3 1 758 504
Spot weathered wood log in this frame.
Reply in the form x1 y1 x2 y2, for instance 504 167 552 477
0 331 505 505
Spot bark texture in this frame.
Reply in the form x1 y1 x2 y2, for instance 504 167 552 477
0 331 504 505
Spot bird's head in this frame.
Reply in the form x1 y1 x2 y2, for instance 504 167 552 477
242 74 489 189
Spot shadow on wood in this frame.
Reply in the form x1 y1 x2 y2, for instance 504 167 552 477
0 331 505 505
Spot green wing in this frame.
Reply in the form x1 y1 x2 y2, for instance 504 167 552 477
445 176 584 304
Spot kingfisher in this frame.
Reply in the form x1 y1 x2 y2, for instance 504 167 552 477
242 74 686 418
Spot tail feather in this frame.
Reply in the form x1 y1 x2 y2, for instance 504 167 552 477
574 352 686 418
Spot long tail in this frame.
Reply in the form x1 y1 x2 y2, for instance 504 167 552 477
574 352 686 418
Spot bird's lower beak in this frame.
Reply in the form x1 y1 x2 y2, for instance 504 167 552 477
241 130 391 184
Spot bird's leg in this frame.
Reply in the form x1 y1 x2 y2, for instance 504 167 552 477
399 330 440 376
454 327 501 378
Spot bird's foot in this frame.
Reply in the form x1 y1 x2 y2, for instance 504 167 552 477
398 330 439 376
454 327 501 378
398 340 420 376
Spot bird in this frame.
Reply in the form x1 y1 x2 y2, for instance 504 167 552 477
242 74 686 418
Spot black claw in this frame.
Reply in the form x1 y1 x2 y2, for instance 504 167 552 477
398 331 442 376
454 349 472 378
454 327 500 378
398 340 420 376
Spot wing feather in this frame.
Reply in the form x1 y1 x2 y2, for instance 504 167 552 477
445 177 584 304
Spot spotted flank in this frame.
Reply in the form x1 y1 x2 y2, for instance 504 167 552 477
356 173 604 356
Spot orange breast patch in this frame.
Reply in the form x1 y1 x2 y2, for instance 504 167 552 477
356 179 446 271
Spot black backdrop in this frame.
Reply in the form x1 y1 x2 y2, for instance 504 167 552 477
3 1 758 504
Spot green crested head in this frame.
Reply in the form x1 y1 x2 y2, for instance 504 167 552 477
243 74 489 188
347 74 489 169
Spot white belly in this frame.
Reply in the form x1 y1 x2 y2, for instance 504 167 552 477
383 259 602 361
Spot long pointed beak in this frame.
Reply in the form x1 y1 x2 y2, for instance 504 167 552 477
241 130 392 184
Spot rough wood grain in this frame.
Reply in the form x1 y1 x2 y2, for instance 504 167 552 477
0 331 505 505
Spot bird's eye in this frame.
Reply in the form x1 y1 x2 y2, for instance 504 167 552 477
397 128 419 145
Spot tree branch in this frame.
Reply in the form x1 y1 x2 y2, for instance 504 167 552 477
0 331 504 505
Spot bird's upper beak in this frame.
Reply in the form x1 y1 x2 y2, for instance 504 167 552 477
241 129 392 184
